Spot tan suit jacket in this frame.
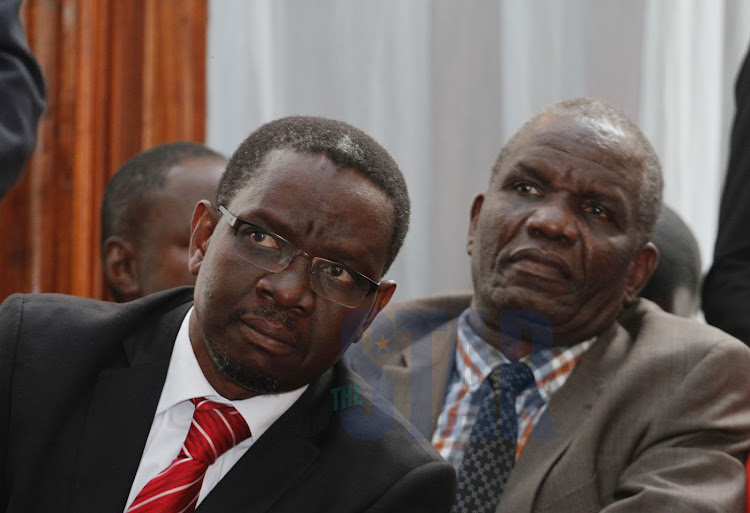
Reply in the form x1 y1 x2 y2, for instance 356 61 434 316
345 294 750 512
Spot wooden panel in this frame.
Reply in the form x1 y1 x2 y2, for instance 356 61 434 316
0 0 207 301
142 1 207 147
108 0 146 169
71 0 109 298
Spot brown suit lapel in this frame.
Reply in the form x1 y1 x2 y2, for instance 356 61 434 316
497 321 629 513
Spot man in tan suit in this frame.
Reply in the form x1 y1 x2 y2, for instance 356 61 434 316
346 98 750 512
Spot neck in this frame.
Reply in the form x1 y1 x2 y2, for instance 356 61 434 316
465 305 556 360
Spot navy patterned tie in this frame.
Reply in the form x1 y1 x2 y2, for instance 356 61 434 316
451 362 535 513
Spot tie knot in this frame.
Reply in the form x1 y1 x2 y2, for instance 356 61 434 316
488 362 535 396
183 397 252 465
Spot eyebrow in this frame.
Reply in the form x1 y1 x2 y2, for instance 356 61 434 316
236 210 364 269
504 162 551 186
585 188 624 206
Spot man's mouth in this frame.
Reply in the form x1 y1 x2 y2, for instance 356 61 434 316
239 318 300 357
507 247 572 279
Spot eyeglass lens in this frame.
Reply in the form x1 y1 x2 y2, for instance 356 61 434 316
232 222 372 307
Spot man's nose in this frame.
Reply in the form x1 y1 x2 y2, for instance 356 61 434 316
256 254 315 313
525 198 579 244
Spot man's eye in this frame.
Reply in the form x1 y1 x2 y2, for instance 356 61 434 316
514 182 541 196
244 229 279 249
323 264 355 284
583 203 610 220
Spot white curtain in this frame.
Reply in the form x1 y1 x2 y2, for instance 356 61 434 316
207 0 750 303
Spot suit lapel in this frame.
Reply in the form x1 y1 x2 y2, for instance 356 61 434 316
498 321 630 513
70 301 191 512
196 426 320 513
352 294 469 440
386 316 456 439
196 368 334 513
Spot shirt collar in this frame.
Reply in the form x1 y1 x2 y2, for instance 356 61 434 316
157 307 308 442
456 310 504 393
456 309 593 399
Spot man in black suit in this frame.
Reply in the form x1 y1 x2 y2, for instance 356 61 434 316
0 0 46 200
703 45 750 344
0 116 456 512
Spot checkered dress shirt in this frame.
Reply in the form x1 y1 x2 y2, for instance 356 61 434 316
432 309 593 470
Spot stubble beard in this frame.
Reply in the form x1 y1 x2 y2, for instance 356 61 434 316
206 336 282 395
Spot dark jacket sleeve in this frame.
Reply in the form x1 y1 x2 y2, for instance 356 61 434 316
0 294 23 512
0 0 46 199
364 462 456 513
703 45 750 345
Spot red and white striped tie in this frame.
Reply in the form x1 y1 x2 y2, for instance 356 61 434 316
126 397 252 513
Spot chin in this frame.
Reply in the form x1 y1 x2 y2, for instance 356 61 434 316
208 339 283 395
229 371 282 395
488 290 571 324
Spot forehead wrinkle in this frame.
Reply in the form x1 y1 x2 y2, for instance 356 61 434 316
526 157 627 203
529 116 642 179
239 206 362 269
514 162 549 183
243 194 380 271
551 157 630 203
299 210 380 268
529 147 637 202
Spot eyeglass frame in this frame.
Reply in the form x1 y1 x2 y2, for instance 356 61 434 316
217 204 382 308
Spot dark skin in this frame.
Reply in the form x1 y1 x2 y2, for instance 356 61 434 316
188 149 397 400
467 114 658 356
103 155 226 302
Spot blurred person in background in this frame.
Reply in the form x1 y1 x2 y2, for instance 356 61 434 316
101 142 226 302
640 205 702 318
0 0 46 200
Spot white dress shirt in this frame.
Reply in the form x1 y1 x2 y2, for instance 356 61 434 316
124 307 307 511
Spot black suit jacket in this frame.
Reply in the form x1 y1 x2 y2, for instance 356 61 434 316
703 44 750 344
0 0 46 199
0 288 456 512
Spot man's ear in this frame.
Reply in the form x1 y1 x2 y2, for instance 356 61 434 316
467 194 485 256
624 242 659 305
102 237 141 302
189 200 219 276
353 280 397 342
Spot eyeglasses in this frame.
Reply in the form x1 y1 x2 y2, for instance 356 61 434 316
218 205 381 308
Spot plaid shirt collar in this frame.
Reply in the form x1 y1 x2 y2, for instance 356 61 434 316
456 309 594 402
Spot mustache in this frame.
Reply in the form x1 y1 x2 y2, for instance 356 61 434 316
229 303 298 332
